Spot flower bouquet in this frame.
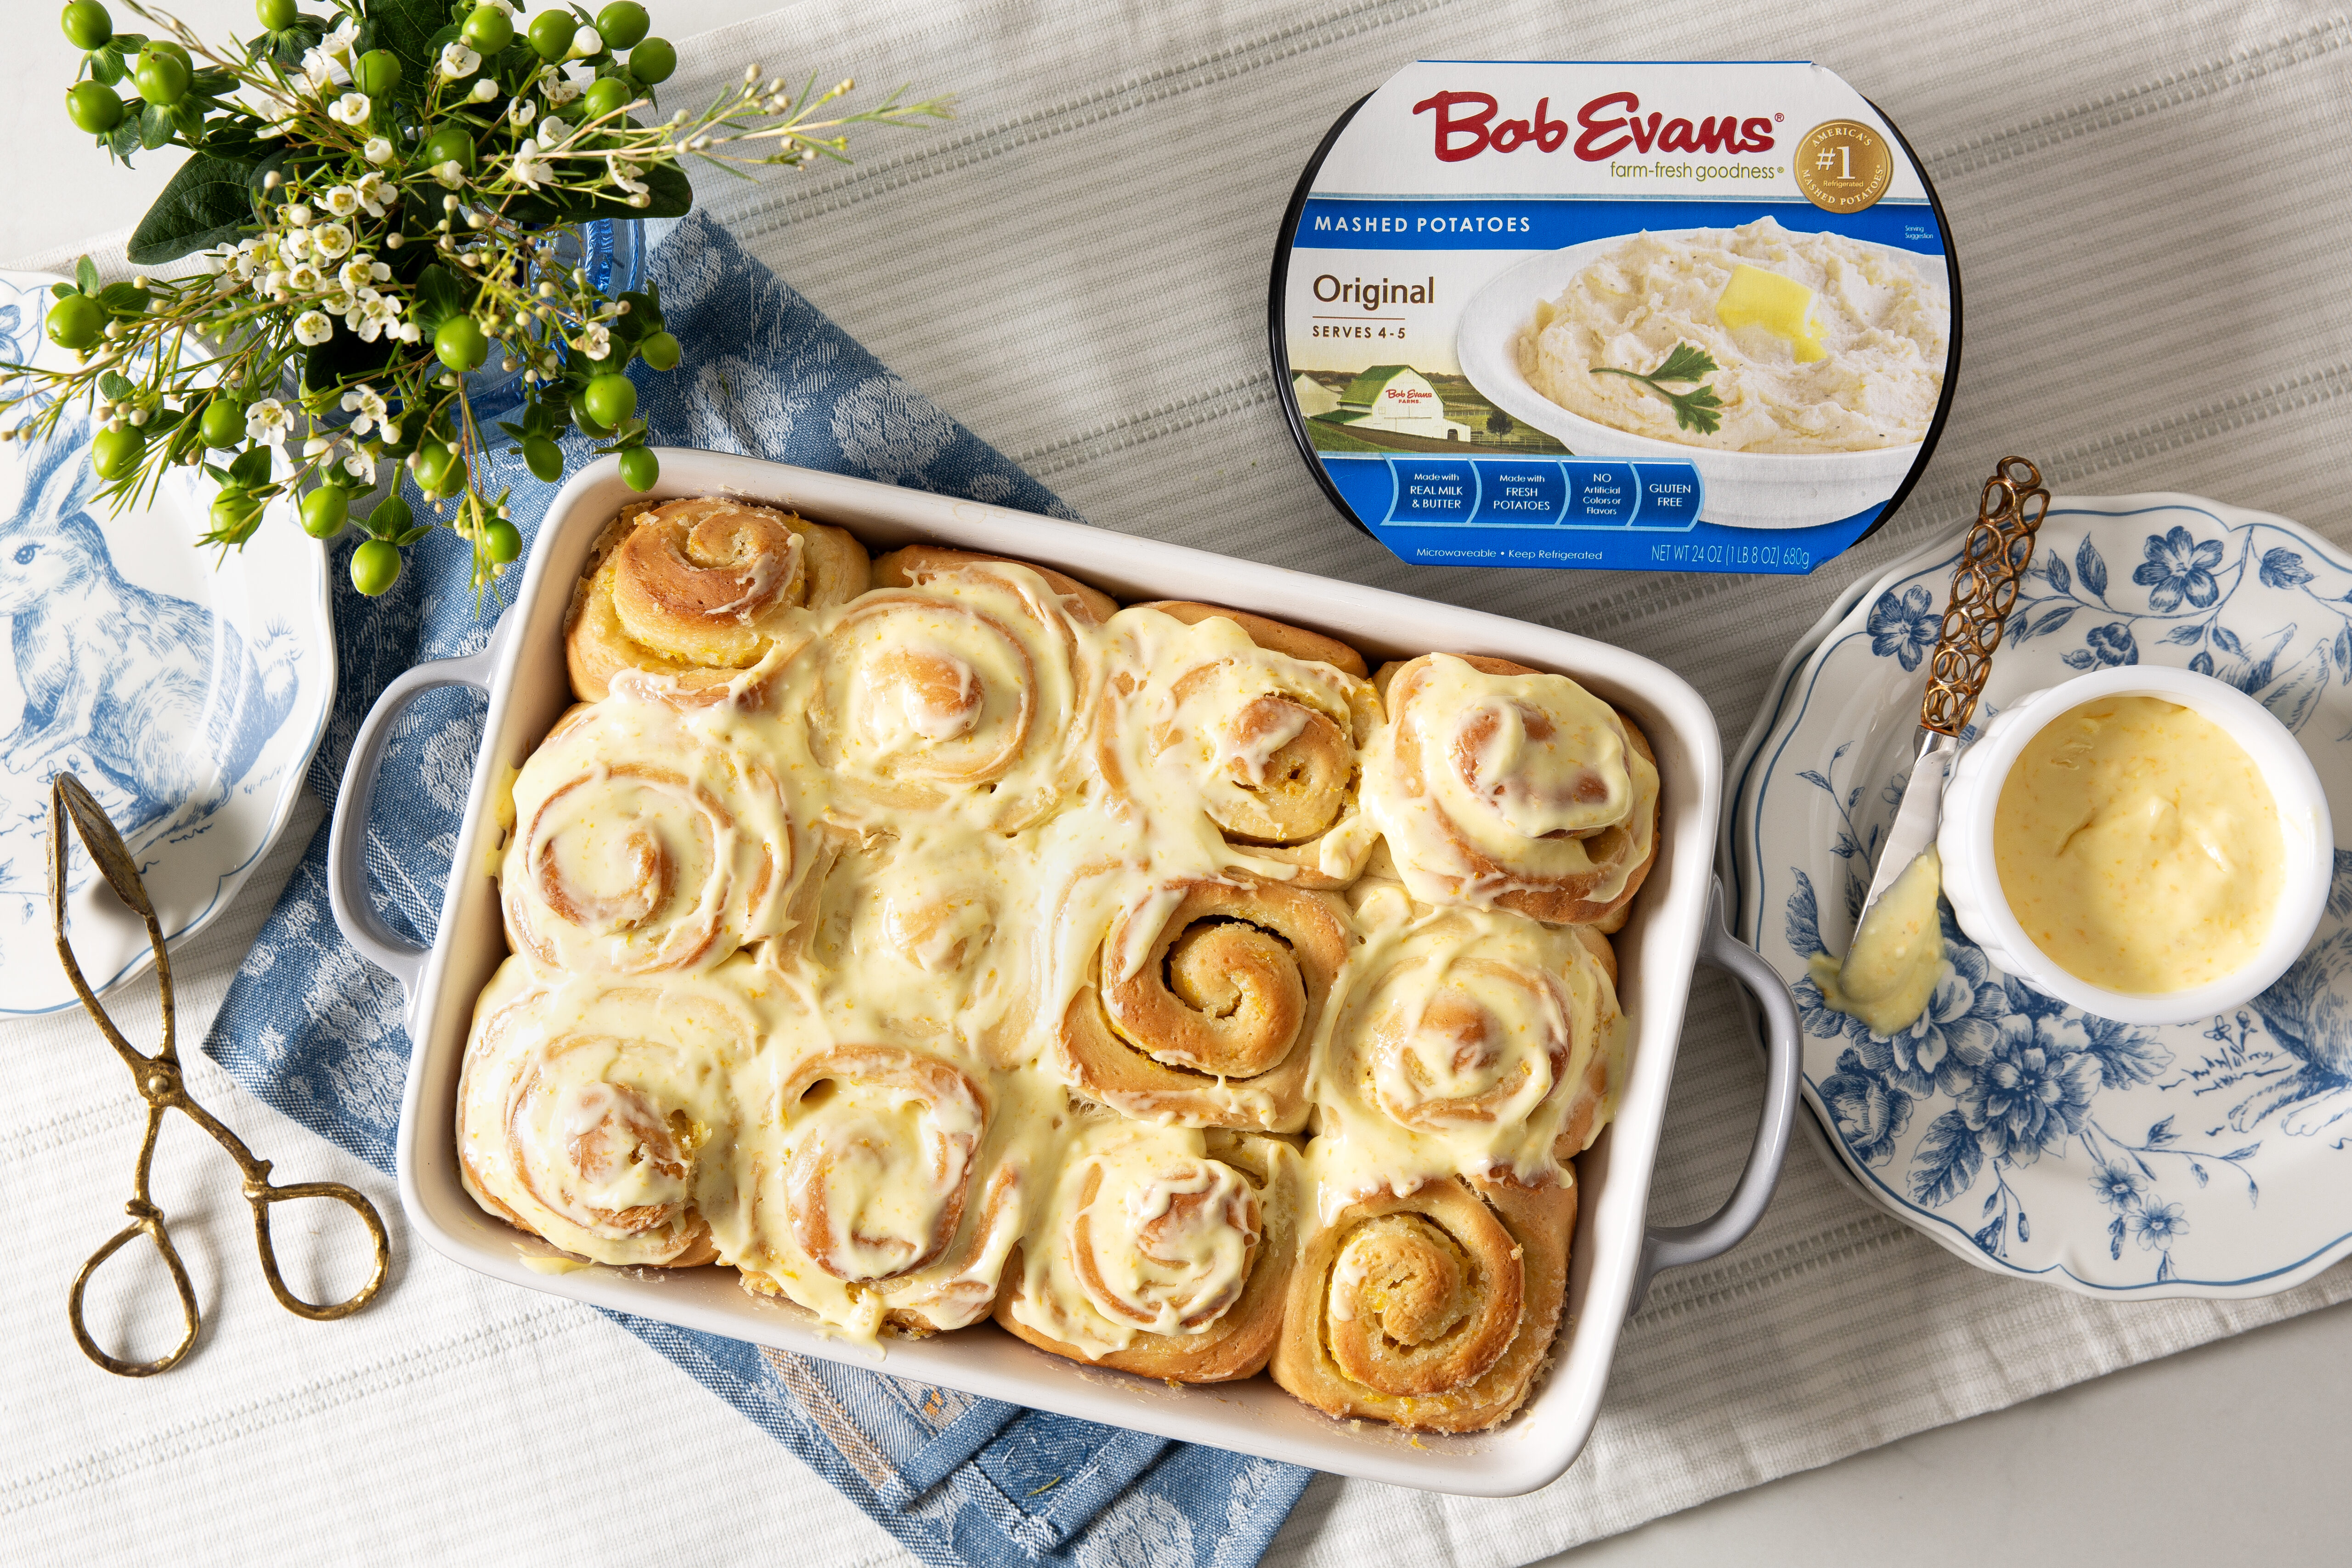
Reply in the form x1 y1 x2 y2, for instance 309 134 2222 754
4 0 946 595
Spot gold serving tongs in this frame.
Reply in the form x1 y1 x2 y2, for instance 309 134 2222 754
49 774 390 1376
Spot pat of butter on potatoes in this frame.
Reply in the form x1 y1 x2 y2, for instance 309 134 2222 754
1716 264 1825 362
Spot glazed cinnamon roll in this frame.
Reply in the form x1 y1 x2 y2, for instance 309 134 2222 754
1055 876 1352 1131
1363 654 1659 929
500 697 795 975
565 497 869 701
1098 605 1381 886
736 1043 1038 1337
1316 899 1625 1196
458 956 765 1267
995 1119 1298 1381
874 544 1117 625
1271 1170 1574 1432
800 553 1102 831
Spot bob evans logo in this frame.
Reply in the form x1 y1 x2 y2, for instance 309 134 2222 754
1412 90 1778 162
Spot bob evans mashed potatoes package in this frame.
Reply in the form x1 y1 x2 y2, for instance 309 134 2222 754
1272 61 1959 574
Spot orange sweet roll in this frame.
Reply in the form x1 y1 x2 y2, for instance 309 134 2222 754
1097 603 1382 888
457 955 778 1268
500 696 799 976
1054 874 1354 1132
797 549 1111 833
564 497 870 702
1316 885 1626 1199
730 1040 1051 1339
993 1114 1300 1382
1270 1166 1574 1432
1363 654 1660 930
800 820 1030 1068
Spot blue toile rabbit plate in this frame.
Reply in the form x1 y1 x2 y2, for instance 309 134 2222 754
1730 494 2352 1297
0 271 334 1014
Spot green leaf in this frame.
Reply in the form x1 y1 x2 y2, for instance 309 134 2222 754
542 161 694 223
88 47 125 86
108 113 146 164
98 370 136 401
76 257 101 295
228 446 273 486
362 0 450 83
140 102 176 151
95 282 149 313
51 283 77 299
128 154 257 264
301 328 401 393
1651 342 1719 384
412 264 473 335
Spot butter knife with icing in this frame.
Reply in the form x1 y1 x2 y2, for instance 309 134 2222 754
1810 457 2050 1035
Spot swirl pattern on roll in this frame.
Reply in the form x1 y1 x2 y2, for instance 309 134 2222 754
565 497 870 702
458 957 760 1267
1098 605 1381 887
1364 653 1660 928
997 1119 1298 1381
739 1043 1034 1336
1057 877 1352 1131
802 552 1100 831
1271 1172 1573 1432
500 698 795 974
1318 899 1624 1196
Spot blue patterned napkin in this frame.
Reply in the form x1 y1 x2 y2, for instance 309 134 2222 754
203 210 1310 1568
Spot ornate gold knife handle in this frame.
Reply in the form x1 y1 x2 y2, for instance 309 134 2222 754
1921 457 2051 736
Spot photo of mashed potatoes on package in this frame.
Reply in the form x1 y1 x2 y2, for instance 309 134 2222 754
1273 60 1959 575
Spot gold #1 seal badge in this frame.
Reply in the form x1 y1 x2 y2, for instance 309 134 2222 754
1794 119 1892 213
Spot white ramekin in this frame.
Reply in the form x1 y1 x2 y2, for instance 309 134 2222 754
1937 664 2331 1025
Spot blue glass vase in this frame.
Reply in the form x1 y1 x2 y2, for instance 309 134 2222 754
459 217 646 424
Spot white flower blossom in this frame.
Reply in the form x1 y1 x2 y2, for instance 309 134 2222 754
576 322 612 360
340 384 388 435
510 139 554 189
313 222 354 259
537 116 571 146
396 322 422 344
302 435 337 462
439 42 481 79
508 98 537 128
320 17 361 59
469 78 499 103
354 290 406 342
339 258 386 292
294 310 334 345
477 0 516 14
382 419 402 444
300 49 347 95
605 157 648 198
264 268 290 294
353 173 393 216
284 202 315 228
364 136 395 165
434 160 469 189
285 261 324 294
570 26 603 58
245 399 294 445
327 91 371 126
542 75 581 107
322 288 356 318
322 185 361 218
343 449 375 482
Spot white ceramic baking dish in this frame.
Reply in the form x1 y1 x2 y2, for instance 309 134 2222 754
331 450 1798 1497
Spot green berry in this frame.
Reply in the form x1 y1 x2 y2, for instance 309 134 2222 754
145 41 190 68
616 446 658 491
627 36 675 84
198 397 244 447
582 77 628 119
211 488 264 541
597 4 650 51
353 49 401 98
90 425 144 481
300 484 349 539
46 294 105 351
255 0 296 29
572 408 612 440
434 315 489 373
134 47 190 107
581 373 636 429
412 441 460 495
521 434 563 482
420 124 476 173
65 82 124 135
461 4 514 54
367 493 413 535
526 9 575 61
351 538 402 596
484 518 523 563
638 330 680 371
61 1 111 51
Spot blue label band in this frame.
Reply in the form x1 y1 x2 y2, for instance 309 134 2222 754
1295 196 1943 254
1325 454 1706 529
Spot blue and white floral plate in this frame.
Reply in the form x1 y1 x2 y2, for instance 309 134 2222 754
0 271 335 1014
1729 494 2352 1297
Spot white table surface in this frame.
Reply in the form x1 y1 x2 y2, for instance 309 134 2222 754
6 4 2349 1564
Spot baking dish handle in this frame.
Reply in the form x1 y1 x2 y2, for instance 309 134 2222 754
327 616 511 1010
1630 877 1800 1311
